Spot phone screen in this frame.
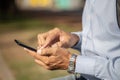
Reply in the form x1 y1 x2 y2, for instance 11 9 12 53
14 39 37 52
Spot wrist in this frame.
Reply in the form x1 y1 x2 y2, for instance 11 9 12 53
67 54 77 74
71 34 79 47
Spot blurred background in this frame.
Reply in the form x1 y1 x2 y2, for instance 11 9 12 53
0 0 85 80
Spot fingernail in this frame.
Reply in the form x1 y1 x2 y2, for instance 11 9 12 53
24 48 27 50
40 46 44 49
37 49 42 54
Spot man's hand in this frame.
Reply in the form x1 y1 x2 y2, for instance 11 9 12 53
37 28 79 49
24 47 71 70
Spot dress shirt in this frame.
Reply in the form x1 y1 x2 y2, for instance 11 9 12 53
72 0 120 80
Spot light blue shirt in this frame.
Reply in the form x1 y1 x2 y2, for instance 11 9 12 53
72 0 120 80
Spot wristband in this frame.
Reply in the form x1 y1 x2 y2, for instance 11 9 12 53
67 54 77 73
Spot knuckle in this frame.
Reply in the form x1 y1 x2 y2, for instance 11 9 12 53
34 59 39 64
58 42 62 47
54 27 60 32
37 34 41 38
46 66 52 70
45 60 50 65
54 27 59 30
41 49 46 55
33 54 37 58
37 36 42 40
32 54 36 58
38 33 45 38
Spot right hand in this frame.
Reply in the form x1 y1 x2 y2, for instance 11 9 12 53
37 28 79 49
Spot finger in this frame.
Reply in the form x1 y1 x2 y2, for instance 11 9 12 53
40 48 56 56
43 31 59 48
37 33 47 47
42 36 53 48
24 48 37 57
58 40 70 48
52 41 68 48
52 42 62 48
35 59 50 69
37 48 44 54
37 46 44 54
37 49 42 54
48 60 62 70
38 35 45 47
24 48 48 62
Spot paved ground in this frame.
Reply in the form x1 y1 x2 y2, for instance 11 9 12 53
0 52 15 80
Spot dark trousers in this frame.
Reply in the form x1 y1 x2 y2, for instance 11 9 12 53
76 76 87 80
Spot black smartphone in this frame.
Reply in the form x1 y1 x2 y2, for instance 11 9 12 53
14 39 37 52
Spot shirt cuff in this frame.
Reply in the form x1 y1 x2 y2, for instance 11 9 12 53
71 32 82 51
75 55 96 76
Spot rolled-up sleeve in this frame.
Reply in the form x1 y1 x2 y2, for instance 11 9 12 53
75 55 120 80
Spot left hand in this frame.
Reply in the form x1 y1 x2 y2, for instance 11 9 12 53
24 47 71 70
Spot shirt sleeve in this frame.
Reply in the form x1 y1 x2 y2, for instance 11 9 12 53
71 31 82 52
75 55 120 80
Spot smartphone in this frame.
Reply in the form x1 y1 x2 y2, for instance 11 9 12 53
14 39 37 52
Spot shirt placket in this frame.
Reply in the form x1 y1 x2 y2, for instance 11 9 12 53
82 1 92 56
